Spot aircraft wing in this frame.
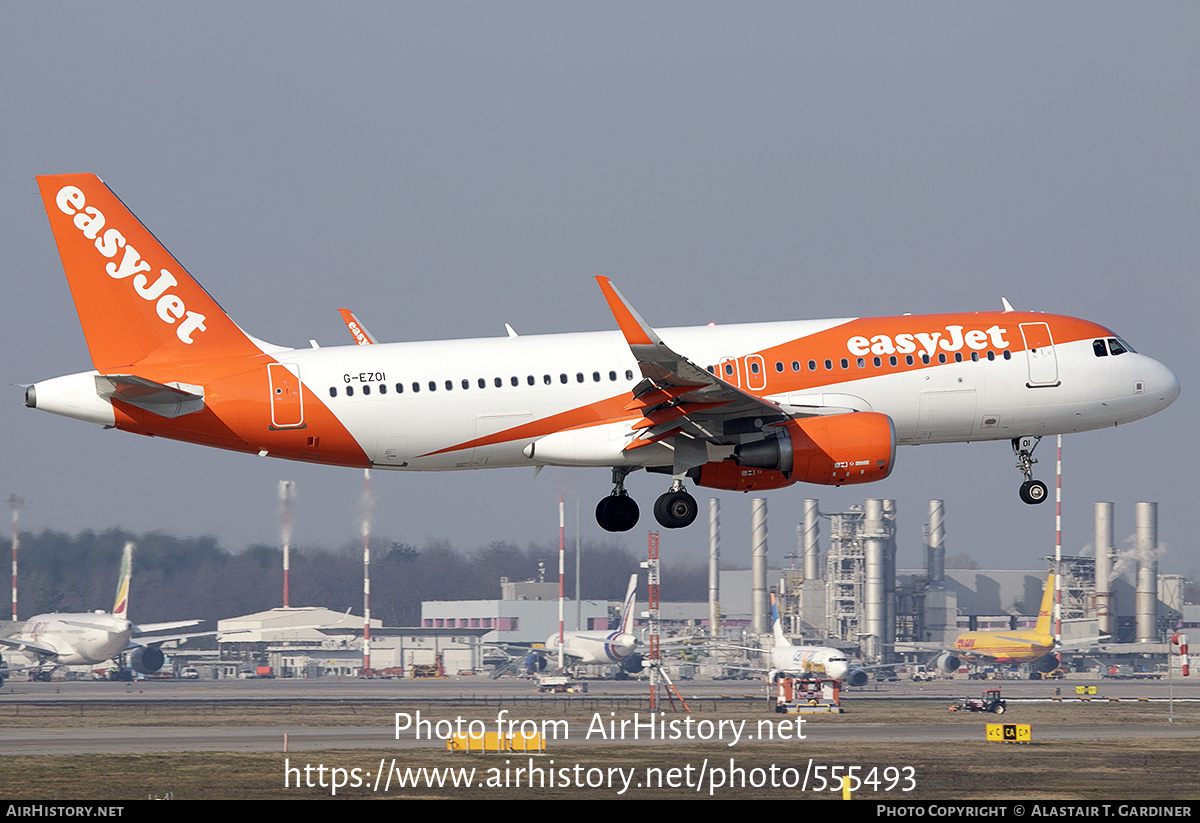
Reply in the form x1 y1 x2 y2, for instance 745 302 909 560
0 635 61 659
596 278 843 462
338 308 378 345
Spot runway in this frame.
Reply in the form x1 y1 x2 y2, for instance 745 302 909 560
2 675 1197 756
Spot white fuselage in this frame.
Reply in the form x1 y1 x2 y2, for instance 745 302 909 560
769 643 851 682
13 613 132 667
549 630 638 665
271 320 1179 470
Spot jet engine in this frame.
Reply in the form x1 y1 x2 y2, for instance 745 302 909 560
733 412 896 486
524 652 548 675
693 461 794 492
843 668 870 688
932 651 961 674
130 646 165 674
620 653 645 675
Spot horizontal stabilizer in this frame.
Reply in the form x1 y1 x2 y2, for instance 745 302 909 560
95 375 205 419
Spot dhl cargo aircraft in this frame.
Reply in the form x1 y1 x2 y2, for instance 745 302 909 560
26 174 1179 532
908 571 1120 676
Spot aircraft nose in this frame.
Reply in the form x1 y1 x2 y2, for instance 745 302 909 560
1150 358 1181 411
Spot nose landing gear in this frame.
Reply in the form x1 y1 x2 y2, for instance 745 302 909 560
1012 436 1048 505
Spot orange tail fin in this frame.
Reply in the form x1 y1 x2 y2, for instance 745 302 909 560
36 174 261 371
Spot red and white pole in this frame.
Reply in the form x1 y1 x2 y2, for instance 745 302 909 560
558 496 565 671
1173 632 1190 677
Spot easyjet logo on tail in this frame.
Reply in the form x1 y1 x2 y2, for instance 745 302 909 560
846 324 1010 359
54 186 207 344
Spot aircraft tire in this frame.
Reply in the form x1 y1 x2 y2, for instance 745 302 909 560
597 495 639 532
654 490 698 529
1019 480 1048 505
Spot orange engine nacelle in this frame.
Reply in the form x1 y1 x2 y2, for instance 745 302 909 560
694 462 796 492
732 412 896 486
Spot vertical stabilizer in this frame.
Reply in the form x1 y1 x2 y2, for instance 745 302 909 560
112 542 134 619
1034 571 1056 636
771 592 790 647
618 574 638 634
36 174 262 371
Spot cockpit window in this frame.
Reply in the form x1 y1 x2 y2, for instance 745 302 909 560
1107 338 1131 356
1093 340 1108 357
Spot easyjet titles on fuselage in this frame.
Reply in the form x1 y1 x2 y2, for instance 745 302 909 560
846 324 1010 359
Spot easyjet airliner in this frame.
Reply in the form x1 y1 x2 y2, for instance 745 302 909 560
26 174 1179 532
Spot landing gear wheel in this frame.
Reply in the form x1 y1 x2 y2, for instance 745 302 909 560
596 495 639 532
1019 479 1048 505
653 490 698 529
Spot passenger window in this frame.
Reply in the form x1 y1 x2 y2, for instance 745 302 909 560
493 377 501 388
857 357 865 368
889 356 897 367
445 380 453 391
396 383 404 394
906 355 914 366
921 354 930 365
363 384 371 395
775 361 784 373
429 381 437 392
626 370 634 380
824 359 832 370
840 358 849 369
809 360 817 371
593 372 601 382
329 387 337 398
986 351 995 361
792 361 800 372
706 365 715 374
462 379 470 390
478 378 486 389
527 375 535 386
750 362 760 374
576 373 584 383
938 353 947 364
873 356 881 367
724 364 734 376
511 376 519 387
380 383 387 394
609 371 617 381
543 375 551 385
970 352 978 362
347 386 354 397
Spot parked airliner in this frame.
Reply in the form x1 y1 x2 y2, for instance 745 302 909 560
909 571 1118 676
0 542 201 683
764 594 877 686
26 174 1179 532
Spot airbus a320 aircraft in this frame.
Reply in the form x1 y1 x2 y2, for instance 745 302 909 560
27 175 1179 532
0 542 201 684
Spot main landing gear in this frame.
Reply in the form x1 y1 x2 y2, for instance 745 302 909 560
595 470 700 531
1012 436 1048 505
596 468 640 532
653 483 698 530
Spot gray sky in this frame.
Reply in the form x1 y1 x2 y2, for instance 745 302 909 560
1 3 1196 576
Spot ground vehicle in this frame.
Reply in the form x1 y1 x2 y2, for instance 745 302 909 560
951 688 1007 714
